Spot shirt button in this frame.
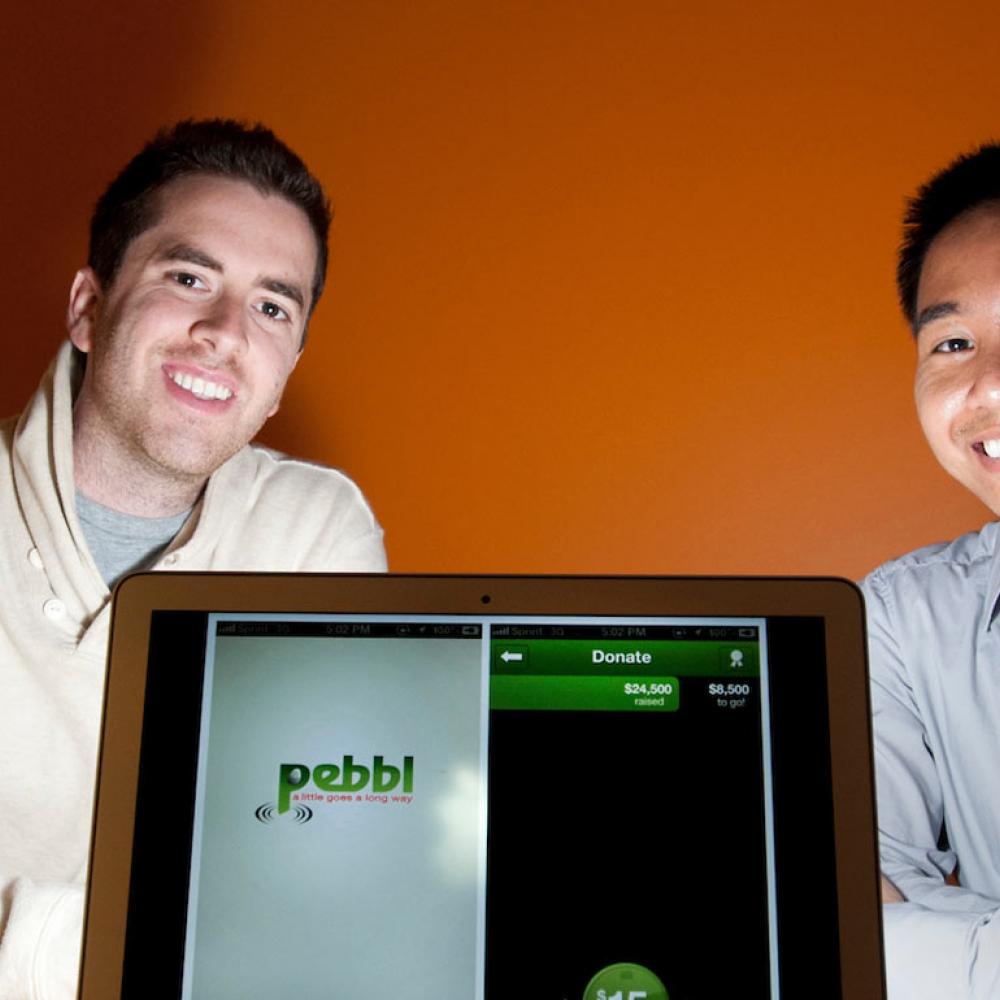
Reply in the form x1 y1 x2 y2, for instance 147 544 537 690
162 553 179 566
43 598 66 620
27 548 44 570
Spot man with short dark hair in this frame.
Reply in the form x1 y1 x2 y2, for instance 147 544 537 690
0 120 386 998
866 144 1000 996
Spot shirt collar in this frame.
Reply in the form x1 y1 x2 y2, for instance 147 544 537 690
985 522 1000 631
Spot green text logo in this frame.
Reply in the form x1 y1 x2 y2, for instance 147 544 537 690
278 756 414 813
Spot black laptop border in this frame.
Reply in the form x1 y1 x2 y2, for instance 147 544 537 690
80 574 884 1000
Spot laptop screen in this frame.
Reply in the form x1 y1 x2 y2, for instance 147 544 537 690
99 591 862 999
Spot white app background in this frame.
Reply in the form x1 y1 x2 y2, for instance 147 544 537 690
182 633 485 999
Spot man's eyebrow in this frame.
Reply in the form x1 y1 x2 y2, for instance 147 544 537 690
156 243 306 311
260 278 305 311
914 301 960 334
158 243 223 272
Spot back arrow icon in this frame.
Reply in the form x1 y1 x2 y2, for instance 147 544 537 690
500 651 523 662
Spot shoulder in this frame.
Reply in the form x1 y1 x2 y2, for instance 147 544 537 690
195 445 387 572
862 525 996 604
240 445 378 511
861 523 998 657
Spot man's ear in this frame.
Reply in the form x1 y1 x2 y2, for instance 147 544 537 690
266 350 303 418
66 268 103 353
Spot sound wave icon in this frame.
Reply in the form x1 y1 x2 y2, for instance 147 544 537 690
254 802 313 825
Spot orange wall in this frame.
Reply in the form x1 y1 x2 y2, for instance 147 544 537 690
3 1 996 578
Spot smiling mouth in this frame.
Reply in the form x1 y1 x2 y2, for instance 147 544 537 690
170 371 233 401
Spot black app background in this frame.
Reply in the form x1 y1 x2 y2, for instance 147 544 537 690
485 679 770 999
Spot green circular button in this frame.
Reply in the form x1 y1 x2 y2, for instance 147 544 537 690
582 962 669 1000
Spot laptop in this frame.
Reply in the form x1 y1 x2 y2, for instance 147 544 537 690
79 573 885 999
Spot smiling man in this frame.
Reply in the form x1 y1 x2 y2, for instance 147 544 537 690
865 145 1000 997
0 121 385 998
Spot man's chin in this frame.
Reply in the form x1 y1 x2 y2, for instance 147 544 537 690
144 440 244 483
961 482 1000 518
937 455 1000 517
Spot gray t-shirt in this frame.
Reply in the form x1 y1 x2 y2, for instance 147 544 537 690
76 491 191 587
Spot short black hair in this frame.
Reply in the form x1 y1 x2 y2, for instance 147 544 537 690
898 142 1000 328
88 118 331 319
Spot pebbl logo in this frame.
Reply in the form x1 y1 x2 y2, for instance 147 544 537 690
278 756 414 813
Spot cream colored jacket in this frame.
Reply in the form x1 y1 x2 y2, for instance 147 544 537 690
0 343 386 999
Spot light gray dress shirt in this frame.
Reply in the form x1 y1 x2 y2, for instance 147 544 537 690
863 520 1000 998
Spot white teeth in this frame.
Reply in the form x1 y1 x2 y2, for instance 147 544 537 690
170 371 232 401
984 439 1000 459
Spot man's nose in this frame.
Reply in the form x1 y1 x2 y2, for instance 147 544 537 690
190 293 247 353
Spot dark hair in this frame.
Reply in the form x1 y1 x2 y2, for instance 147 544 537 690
88 118 331 318
898 142 1000 328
